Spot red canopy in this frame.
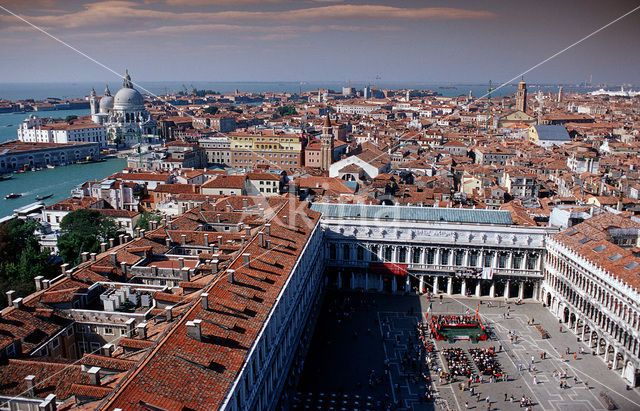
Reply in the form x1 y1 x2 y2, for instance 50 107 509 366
369 262 407 276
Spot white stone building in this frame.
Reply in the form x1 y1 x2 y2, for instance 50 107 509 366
17 115 107 148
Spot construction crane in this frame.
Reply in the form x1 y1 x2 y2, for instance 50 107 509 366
485 80 495 132
374 74 382 90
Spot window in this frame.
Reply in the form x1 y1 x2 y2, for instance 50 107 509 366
51 338 60 349
104 327 114 335
398 247 407 263
483 252 493 268
357 247 364 261
427 249 435 265
440 250 449 265
371 245 379 261
498 253 508 268
469 251 478 267
343 245 350 260
512 254 522 269
329 244 336 259
526 254 537 270
455 251 464 266
385 247 393 261
120 328 128 336
412 248 421 264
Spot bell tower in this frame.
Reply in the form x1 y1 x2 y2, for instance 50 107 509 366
516 77 527 112
89 88 98 115
320 114 334 171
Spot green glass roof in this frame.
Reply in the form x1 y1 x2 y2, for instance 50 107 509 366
310 203 513 225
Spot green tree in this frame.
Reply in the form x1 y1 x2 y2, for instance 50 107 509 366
136 211 161 230
57 210 122 266
65 115 78 123
203 106 218 115
277 105 297 116
0 219 58 307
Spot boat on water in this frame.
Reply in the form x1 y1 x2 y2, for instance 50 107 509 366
46 164 56 169
36 194 53 201
0 174 12 181
5 193 22 199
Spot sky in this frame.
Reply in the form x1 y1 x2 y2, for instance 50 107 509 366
0 0 639 84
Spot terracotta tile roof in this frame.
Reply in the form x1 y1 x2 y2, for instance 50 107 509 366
101 199 321 410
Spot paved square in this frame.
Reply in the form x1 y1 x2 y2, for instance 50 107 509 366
295 290 640 410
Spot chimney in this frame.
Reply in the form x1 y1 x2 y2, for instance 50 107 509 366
216 213 221 223
181 234 187 245
204 233 209 247
39 394 56 411
140 229 146 238
25 375 36 397
13 298 23 309
81 252 89 263
245 227 251 237
90 253 97 262
161 217 167 227
135 227 140 238
228 269 235 284
201 293 209 310
42 279 50 290
120 262 127 276
136 322 147 339
34 276 44 291
265 224 271 235
110 252 117 265
165 306 173 321
102 343 115 357
259 208 264 217
118 234 125 245
259 231 265 247
242 198 248 209
186 319 202 342
212 259 219 272
242 253 251 266
60 263 69 276
109 238 115 248
165 237 172 247
283 215 288 226
150 220 157 230
181 267 191 281
265 239 271 250
100 242 108 253
124 235 131 243
88 367 101 386
217 235 222 247
178 258 184 269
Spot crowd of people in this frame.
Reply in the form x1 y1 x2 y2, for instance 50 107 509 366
443 348 473 378
469 348 504 380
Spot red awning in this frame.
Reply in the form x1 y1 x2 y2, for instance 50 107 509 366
369 262 407 276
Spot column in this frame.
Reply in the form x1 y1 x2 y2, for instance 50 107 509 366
365 272 369 290
447 277 453 295
433 276 439 294
461 279 467 296
405 275 410 292
378 276 383 292
581 323 586 341
475 281 481 297
489 281 495 298
518 282 524 300
337 272 342 289
613 348 619 369
507 251 514 271
604 342 610 360
349 272 355 289
419 276 425 294
505 280 511 299
435 248 441 266
463 249 470 267
392 277 397 292
533 281 540 301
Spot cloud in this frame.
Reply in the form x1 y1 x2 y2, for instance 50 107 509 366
1 1 497 32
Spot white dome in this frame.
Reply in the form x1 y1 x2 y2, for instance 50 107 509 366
100 95 114 112
113 87 144 110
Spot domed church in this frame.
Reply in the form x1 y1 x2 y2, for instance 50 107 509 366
90 70 157 147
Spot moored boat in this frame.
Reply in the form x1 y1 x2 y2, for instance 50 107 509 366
5 193 22 199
